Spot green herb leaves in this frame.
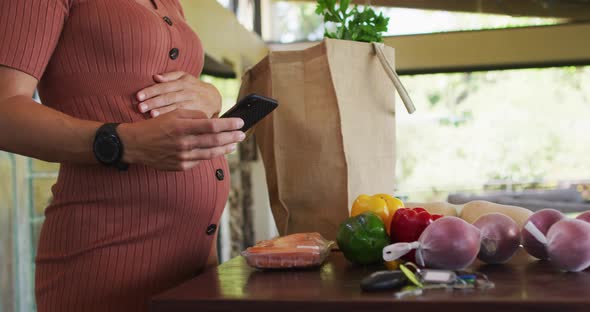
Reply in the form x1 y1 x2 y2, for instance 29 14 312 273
315 0 389 43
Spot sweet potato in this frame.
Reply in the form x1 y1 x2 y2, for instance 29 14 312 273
405 202 459 217
460 200 533 229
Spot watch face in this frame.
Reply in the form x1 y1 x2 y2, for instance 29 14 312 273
95 134 120 164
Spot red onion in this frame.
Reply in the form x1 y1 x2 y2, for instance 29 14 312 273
473 213 520 264
576 211 590 223
522 209 565 260
383 217 481 270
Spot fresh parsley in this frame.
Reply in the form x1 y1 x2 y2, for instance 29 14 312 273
315 0 389 43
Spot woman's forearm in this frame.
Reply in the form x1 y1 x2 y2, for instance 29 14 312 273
0 66 245 171
0 95 101 164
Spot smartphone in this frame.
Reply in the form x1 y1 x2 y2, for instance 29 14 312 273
221 94 278 132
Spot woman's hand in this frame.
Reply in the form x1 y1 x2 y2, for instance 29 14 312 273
118 109 244 171
136 71 221 118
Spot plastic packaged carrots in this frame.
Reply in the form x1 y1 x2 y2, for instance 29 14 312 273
242 232 334 269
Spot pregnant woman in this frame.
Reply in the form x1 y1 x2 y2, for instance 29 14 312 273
0 0 245 311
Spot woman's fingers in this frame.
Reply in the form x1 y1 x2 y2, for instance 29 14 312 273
154 71 186 83
121 109 244 171
175 109 209 119
139 91 193 113
136 80 186 103
176 116 244 135
174 160 200 171
152 100 202 117
151 104 175 117
179 143 238 162
137 71 219 118
178 131 245 150
173 141 236 170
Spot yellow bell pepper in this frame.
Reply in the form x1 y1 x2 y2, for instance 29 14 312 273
350 194 404 235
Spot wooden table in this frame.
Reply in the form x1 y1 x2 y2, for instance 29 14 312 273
151 248 590 312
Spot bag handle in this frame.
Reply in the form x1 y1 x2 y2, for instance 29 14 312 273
372 42 416 114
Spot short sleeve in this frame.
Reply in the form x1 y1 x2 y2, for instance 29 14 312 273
0 0 70 80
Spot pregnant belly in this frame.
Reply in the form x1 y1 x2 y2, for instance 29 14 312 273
36 157 230 261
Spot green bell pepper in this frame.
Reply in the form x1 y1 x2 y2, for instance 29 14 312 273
337 211 391 265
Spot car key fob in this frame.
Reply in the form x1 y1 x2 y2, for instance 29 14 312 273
360 270 407 292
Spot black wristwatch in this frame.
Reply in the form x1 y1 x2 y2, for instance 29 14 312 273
93 123 129 171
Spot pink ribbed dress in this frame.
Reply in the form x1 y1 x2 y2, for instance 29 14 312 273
0 0 230 311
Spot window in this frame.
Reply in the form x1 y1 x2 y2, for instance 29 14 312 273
263 1 561 43
394 67 590 204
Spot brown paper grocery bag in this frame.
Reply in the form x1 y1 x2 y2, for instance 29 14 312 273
238 38 415 241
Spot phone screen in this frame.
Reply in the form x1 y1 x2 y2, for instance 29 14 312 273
221 94 278 131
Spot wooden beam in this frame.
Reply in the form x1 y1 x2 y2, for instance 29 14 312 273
180 0 269 77
269 22 590 74
292 0 590 19
387 22 590 74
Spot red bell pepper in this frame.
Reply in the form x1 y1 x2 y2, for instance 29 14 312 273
389 208 443 262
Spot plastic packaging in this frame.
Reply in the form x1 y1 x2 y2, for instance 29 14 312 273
577 210 590 223
383 217 481 270
525 218 590 272
522 209 565 260
241 232 334 269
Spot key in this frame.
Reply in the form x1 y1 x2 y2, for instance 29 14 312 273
457 271 495 290
473 273 495 290
399 263 423 288
394 284 452 299
423 284 453 291
394 286 423 298
475 279 495 289
452 279 475 290
360 270 408 292
420 269 458 284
